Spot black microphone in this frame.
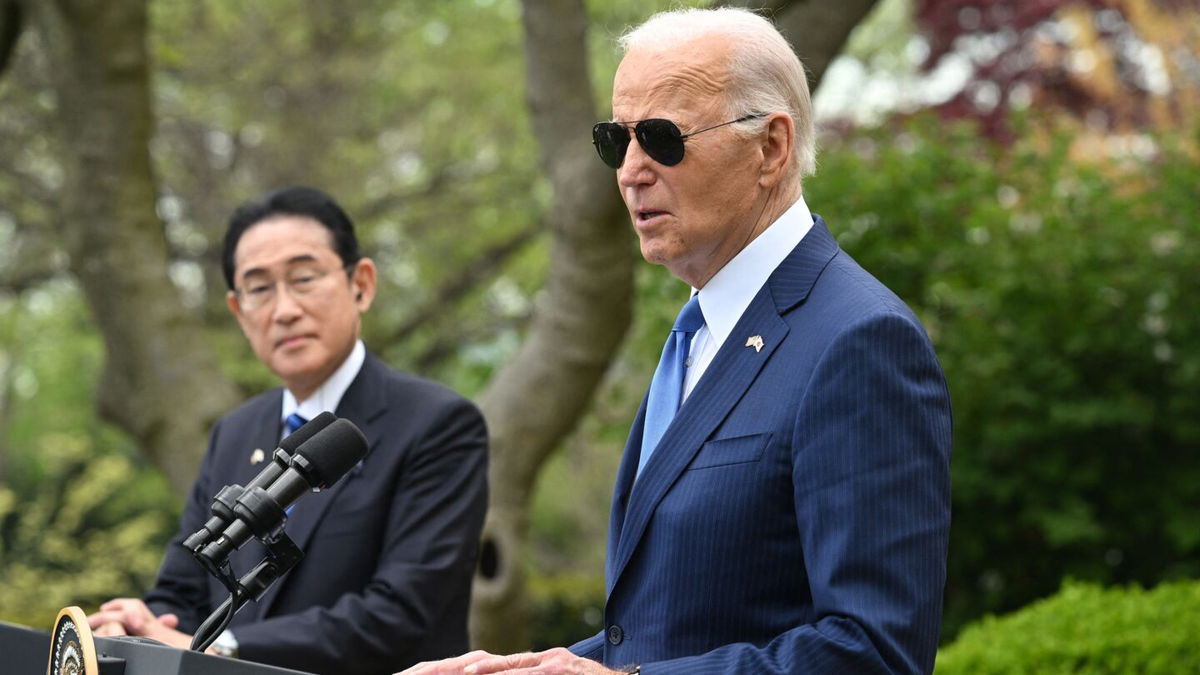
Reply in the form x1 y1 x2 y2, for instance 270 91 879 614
182 411 337 553
198 418 368 566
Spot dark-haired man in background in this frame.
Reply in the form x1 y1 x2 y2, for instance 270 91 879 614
87 186 489 675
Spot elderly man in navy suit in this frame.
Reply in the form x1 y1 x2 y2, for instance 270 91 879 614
88 186 489 675
403 7 951 675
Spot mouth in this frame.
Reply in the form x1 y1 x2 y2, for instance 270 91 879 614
275 334 315 350
635 209 670 226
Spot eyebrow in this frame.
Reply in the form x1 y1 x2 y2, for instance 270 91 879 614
238 254 323 280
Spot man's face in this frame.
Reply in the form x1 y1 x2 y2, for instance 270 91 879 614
611 41 765 288
226 216 375 399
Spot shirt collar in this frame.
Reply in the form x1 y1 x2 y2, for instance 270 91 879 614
695 195 813 346
281 339 366 423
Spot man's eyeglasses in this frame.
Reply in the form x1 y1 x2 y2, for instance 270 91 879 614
235 263 356 311
591 113 765 169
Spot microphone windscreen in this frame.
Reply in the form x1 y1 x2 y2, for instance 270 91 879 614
279 411 337 453
294 418 368 487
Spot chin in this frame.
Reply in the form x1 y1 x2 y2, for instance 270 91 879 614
271 355 323 382
638 240 670 266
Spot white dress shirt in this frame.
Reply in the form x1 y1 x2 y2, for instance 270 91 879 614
281 339 366 427
682 196 813 401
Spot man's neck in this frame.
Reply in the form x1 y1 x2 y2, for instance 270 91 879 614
691 180 802 289
282 340 365 414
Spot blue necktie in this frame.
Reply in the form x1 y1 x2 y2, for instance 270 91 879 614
281 413 309 515
639 295 705 477
284 413 308 437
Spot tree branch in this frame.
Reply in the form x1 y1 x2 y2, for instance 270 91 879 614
388 221 542 346
719 0 881 88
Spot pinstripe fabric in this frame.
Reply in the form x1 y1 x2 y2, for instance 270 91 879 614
570 216 952 674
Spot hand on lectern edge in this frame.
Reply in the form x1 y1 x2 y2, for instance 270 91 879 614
398 648 625 675
86 598 204 652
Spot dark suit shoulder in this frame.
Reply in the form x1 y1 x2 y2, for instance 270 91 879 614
360 354 482 417
807 248 923 327
214 386 283 429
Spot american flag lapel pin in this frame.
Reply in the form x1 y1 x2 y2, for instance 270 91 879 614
745 335 764 353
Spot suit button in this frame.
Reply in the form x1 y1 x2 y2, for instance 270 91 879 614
606 624 624 645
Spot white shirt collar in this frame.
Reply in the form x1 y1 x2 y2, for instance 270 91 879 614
281 339 366 423
694 195 813 346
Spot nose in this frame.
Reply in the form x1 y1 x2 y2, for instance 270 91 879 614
616 133 657 189
270 282 304 323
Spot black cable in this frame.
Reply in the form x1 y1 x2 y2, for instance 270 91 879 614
190 566 241 652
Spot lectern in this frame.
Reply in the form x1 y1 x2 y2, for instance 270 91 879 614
1 609 310 675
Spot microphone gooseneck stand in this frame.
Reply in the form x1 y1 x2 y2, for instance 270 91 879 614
189 533 304 653
185 449 308 654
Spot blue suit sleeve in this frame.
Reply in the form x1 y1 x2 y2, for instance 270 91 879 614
639 311 952 674
569 631 606 661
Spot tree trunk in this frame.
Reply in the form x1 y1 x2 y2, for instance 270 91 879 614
470 0 634 652
27 0 238 495
769 0 881 88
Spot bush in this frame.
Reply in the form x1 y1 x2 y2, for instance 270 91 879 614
0 434 175 630
527 571 606 651
935 580 1200 673
806 115 1200 636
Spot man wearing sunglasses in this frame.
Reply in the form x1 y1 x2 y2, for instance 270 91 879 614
401 7 950 675
87 186 489 674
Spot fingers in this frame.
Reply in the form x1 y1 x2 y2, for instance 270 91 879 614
399 649 614 675
158 613 180 629
96 598 151 633
91 621 128 638
464 651 544 674
399 650 495 674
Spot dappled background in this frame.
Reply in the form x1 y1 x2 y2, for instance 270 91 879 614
1 0 1198 670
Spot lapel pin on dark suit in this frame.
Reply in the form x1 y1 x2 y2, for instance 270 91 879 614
745 335 764 353
250 448 265 465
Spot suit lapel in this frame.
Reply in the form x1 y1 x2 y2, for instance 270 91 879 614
226 392 284 623
251 354 388 618
606 395 648 592
608 216 840 590
610 295 788 585
231 393 286 488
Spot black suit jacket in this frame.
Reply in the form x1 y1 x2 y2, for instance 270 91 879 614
146 353 488 675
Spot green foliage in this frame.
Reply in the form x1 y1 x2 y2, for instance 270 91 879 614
527 571 606 651
0 282 178 629
806 114 1200 637
935 580 1200 673
0 434 176 630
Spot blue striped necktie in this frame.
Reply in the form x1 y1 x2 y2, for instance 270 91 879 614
284 413 308 437
639 295 705 477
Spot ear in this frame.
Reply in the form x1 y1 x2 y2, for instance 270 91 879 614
351 257 378 312
758 113 794 189
226 289 243 319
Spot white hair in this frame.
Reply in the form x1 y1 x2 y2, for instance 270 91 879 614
619 7 817 177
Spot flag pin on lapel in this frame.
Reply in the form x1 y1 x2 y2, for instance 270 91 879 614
250 448 265 465
745 335 764 353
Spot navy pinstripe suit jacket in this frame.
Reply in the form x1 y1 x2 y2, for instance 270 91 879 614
570 216 952 674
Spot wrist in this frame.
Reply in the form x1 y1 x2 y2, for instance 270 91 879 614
209 629 239 659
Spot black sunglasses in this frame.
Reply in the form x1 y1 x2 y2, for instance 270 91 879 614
591 113 765 169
